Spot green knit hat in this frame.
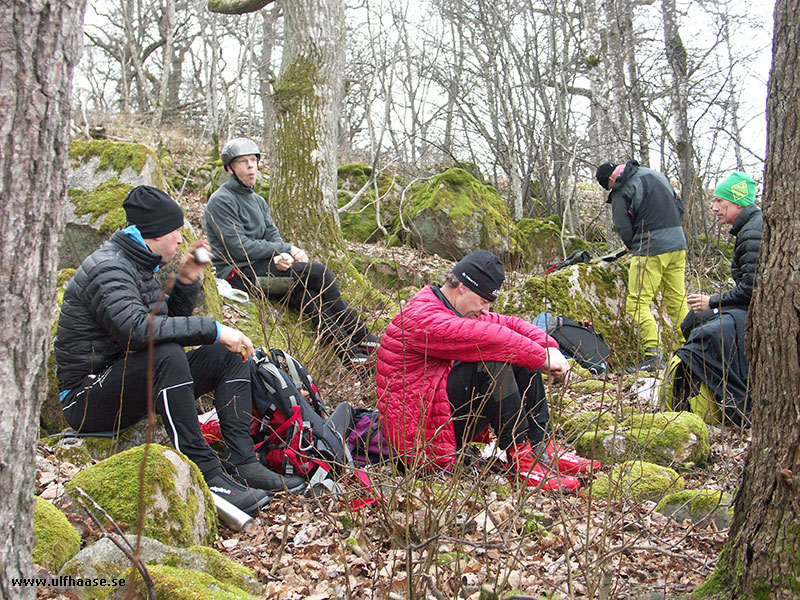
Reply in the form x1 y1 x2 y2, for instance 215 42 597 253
713 172 756 206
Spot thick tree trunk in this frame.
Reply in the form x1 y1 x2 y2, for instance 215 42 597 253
697 0 800 596
269 0 344 253
0 0 86 597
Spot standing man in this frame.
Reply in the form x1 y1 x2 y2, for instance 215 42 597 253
596 160 689 372
204 138 378 367
55 186 305 516
376 250 600 492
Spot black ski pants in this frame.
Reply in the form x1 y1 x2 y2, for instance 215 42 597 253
61 342 256 477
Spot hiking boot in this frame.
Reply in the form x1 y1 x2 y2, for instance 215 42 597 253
626 348 665 374
205 471 271 516
541 441 602 475
234 461 307 495
506 440 581 492
357 333 381 354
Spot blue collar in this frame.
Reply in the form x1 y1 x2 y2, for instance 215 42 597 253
122 225 160 272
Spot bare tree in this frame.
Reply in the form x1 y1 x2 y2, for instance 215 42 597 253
696 0 800 595
0 0 86 596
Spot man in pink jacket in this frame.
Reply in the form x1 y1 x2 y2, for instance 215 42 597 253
376 250 598 491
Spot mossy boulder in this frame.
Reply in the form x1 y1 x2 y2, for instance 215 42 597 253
63 140 165 269
65 444 217 547
494 261 633 368
398 167 514 261
574 411 711 467
33 497 81 573
656 489 734 529
512 217 566 272
591 460 685 502
60 536 260 599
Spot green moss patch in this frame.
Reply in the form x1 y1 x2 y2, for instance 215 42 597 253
67 178 131 233
66 444 217 547
621 411 711 467
125 564 258 600
70 140 153 175
33 497 81 572
591 460 685 502
657 489 733 529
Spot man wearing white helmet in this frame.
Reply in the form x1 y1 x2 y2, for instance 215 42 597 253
204 138 378 367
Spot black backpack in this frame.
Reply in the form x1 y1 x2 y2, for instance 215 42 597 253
535 313 611 374
249 348 354 492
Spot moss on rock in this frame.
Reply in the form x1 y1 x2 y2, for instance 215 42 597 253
33 497 82 573
125 564 258 599
574 411 710 468
561 411 617 441
70 140 153 175
494 261 633 368
656 489 733 529
66 444 217 547
67 178 131 234
591 460 685 502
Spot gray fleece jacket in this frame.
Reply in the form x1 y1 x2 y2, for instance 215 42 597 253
204 176 292 280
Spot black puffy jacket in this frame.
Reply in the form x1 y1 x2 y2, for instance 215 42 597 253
710 204 763 310
55 231 218 391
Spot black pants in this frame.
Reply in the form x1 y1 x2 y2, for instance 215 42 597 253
229 258 368 353
61 342 256 477
446 361 549 450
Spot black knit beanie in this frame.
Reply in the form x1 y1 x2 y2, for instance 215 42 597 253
595 162 617 190
452 250 505 301
122 185 184 238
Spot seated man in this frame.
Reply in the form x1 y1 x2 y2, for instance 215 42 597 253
55 185 305 516
204 138 377 367
375 250 599 491
666 172 762 426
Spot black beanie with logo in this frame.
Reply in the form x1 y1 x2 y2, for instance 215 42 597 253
452 250 505 301
595 162 616 190
122 185 184 238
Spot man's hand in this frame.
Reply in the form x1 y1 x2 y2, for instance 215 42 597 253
539 347 572 384
177 240 211 284
687 294 711 312
273 252 294 271
289 246 309 264
218 325 255 361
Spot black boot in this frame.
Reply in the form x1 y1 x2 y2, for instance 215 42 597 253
205 471 271 516
626 348 665 374
234 461 307 495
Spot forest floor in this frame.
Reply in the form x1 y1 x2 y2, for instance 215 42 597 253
36 238 750 600
36 124 750 599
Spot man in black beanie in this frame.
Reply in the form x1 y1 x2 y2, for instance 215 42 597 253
376 250 600 492
55 185 305 516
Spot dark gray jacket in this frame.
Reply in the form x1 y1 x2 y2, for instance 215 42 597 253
204 177 291 280
710 204 762 309
609 161 687 256
55 231 217 391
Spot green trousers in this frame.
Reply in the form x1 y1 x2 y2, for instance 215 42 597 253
626 250 689 350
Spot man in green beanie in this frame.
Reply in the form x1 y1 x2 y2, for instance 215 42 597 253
667 172 762 426
687 172 761 312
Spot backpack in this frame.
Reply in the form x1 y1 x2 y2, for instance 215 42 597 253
534 312 611 374
249 348 354 492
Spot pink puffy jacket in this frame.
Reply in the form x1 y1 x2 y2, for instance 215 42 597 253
375 285 559 469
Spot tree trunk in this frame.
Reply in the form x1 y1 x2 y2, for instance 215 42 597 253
0 0 86 596
269 0 344 253
697 0 800 596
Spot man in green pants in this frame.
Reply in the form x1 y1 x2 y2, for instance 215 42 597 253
596 160 689 372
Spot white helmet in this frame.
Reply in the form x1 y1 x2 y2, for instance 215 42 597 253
221 138 260 167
